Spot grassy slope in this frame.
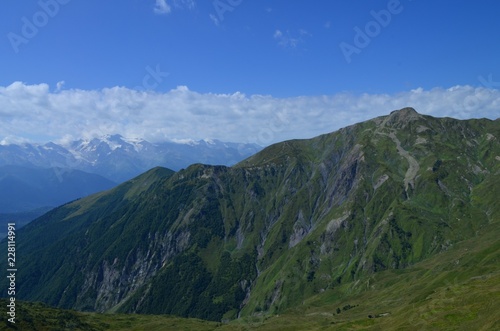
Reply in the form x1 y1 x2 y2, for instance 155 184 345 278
234 113 500 318
2 214 498 330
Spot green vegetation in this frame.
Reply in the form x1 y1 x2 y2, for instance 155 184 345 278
1 219 499 330
0 108 498 327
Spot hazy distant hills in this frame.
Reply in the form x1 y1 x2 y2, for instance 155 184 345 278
0 165 117 238
0 135 262 182
3 108 499 324
0 165 117 213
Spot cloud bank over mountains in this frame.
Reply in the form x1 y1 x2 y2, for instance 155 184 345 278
1 82 499 146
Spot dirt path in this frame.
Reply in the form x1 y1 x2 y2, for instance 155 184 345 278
388 132 419 195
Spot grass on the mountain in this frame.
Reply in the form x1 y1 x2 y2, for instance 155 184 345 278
2 215 498 331
2 110 498 327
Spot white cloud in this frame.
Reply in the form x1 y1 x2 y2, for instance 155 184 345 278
0 82 499 146
174 0 195 10
55 81 65 92
154 0 195 15
273 29 310 49
154 0 171 15
0 135 31 146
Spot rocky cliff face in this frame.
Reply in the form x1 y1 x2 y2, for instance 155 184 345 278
7 108 499 321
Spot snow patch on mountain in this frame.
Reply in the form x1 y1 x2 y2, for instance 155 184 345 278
0 135 262 182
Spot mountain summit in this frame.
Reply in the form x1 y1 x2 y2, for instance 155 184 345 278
5 108 499 322
385 107 421 125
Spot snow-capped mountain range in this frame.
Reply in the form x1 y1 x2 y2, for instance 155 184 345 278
0 135 262 182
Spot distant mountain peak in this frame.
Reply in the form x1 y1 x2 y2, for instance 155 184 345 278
0 136 262 182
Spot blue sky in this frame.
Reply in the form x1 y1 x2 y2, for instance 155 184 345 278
1 0 499 145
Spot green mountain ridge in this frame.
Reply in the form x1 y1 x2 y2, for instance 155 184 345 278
2 107 499 323
2 215 499 330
